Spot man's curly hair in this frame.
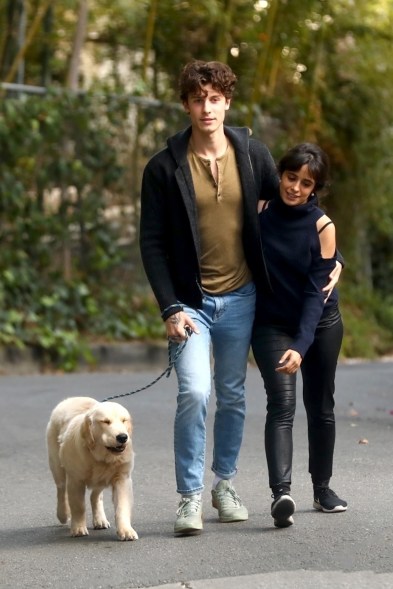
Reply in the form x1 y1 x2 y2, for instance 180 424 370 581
179 60 237 102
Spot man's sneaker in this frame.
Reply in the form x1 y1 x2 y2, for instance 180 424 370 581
313 488 347 513
271 493 296 528
211 480 248 522
174 496 203 535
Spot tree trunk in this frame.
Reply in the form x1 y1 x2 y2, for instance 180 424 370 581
0 1 16 78
142 0 158 82
132 0 158 243
66 0 89 91
3 0 53 84
214 0 236 63
40 3 53 86
246 0 280 127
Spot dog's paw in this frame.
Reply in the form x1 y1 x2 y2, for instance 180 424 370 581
93 517 111 530
70 525 89 537
117 526 138 541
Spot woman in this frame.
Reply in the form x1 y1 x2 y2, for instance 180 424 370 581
252 143 347 528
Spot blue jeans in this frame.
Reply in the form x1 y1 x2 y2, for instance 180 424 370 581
171 282 256 495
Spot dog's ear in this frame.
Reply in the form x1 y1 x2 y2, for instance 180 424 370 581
81 413 95 448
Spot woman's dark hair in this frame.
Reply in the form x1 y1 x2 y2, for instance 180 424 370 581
179 60 237 102
278 143 330 193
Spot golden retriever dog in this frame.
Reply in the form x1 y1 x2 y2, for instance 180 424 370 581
46 396 138 541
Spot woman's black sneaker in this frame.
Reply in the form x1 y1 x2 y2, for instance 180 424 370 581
313 488 347 512
271 493 296 527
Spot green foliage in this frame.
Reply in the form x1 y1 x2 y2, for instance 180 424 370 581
1 0 393 365
0 90 163 370
340 284 393 358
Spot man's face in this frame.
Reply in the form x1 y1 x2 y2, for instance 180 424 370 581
183 84 230 135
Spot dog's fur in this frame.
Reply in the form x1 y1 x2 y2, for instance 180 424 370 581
46 396 138 540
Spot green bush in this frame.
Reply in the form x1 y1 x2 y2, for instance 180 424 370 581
1 90 392 370
0 91 164 370
340 284 393 358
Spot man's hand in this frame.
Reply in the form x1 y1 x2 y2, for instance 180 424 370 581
322 261 342 302
275 349 302 374
165 311 199 342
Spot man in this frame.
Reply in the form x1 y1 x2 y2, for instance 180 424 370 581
140 60 278 536
139 60 340 535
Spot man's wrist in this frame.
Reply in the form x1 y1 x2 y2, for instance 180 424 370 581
161 304 184 321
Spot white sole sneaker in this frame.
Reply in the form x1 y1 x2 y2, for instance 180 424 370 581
174 497 203 536
271 494 296 528
313 499 347 513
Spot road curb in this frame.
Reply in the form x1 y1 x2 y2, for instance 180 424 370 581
0 341 169 375
1 341 391 376
148 571 393 589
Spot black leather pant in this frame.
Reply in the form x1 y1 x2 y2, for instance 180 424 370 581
251 315 343 489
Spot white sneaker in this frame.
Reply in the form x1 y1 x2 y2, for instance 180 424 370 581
211 480 248 522
174 496 203 536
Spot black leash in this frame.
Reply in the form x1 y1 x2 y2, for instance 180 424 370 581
101 333 190 403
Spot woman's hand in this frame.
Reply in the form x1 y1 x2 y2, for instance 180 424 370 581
322 261 342 302
275 349 302 374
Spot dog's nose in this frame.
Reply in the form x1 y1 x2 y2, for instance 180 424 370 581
116 433 128 444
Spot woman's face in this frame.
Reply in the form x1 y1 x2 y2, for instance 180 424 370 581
279 164 316 206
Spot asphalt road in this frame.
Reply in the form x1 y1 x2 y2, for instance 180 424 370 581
0 359 392 589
